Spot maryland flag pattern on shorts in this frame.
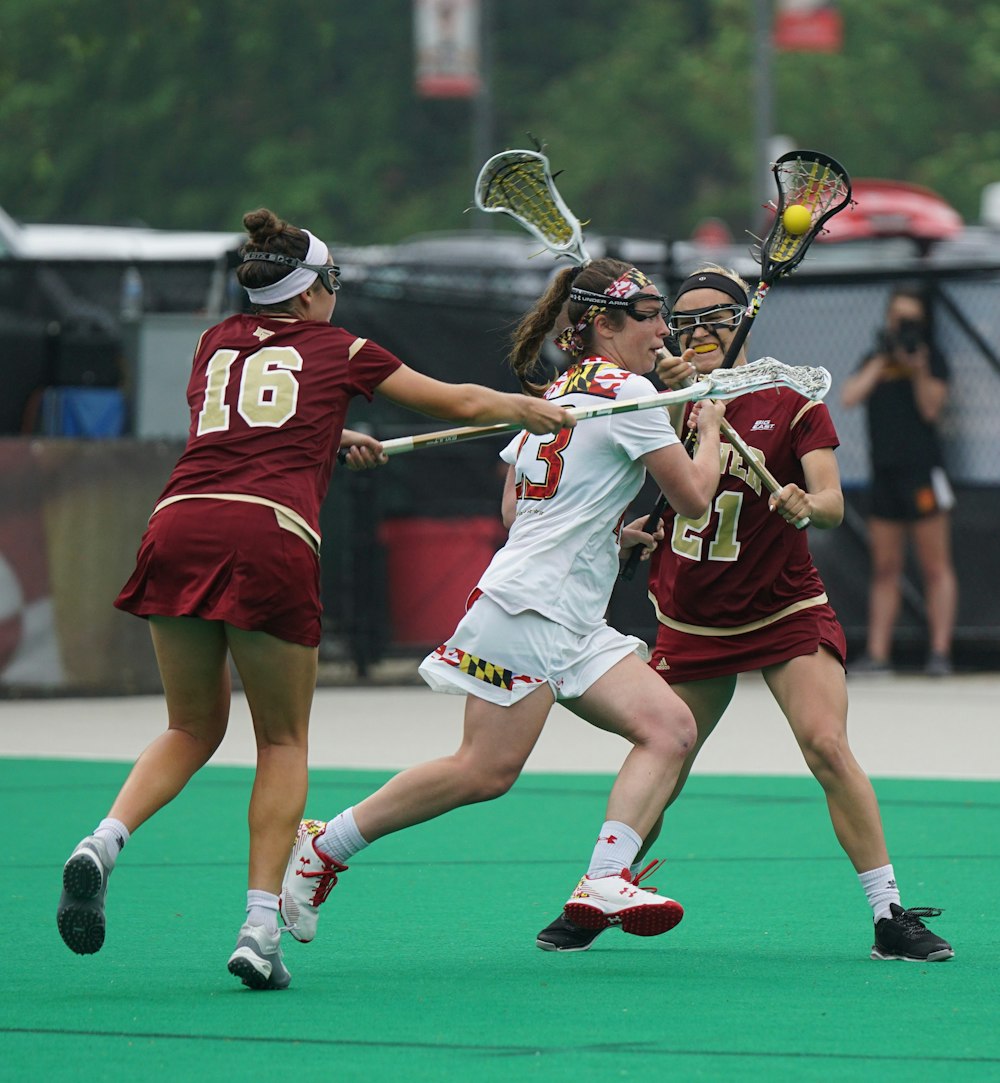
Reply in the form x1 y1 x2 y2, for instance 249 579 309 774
433 644 515 690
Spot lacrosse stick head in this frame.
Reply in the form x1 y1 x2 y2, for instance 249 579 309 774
701 357 833 402
474 149 590 265
758 150 852 279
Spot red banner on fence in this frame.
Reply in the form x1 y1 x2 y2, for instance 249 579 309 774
774 1 843 53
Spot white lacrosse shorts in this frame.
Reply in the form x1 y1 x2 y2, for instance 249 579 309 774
418 592 649 707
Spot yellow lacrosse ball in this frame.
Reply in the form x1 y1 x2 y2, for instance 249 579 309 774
782 204 811 235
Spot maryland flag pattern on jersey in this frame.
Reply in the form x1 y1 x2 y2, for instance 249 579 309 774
549 361 628 402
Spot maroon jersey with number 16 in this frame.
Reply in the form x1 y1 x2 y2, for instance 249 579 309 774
157 314 401 539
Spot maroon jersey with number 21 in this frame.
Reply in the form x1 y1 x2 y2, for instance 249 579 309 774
648 387 840 633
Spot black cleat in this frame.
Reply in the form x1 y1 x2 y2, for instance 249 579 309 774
872 904 954 962
536 913 605 953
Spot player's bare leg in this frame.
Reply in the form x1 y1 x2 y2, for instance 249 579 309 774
224 625 314 990
112 617 232 828
280 686 553 944
628 674 738 864
764 649 889 871
767 646 954 961
568 652 696 837
351 684 553 841
538 654 694 945
225 625 315 895
58 617 231 956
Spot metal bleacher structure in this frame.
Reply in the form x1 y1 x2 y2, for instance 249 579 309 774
0 198 998 693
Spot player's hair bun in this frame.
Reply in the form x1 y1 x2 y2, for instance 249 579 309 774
242 208 289 248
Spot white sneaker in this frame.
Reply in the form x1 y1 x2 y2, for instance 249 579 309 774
57 836 113 955
279 820 348 944
562 863 683 937
227 923 291 990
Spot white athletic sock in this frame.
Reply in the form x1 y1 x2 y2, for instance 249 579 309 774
313 807 369 864
246 889 279 933
586 821 642 880
93 818 130 867
859 863 901 923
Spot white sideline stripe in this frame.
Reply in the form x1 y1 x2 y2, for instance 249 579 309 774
0 672 997 781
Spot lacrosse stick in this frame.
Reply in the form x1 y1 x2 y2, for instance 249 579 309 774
339 149 588 467
717 149 853 371
619 149 853 579
474 148 591 265
337 358 830 461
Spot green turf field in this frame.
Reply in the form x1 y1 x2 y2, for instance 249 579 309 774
3 758 997 1081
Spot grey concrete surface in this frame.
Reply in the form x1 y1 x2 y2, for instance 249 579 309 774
1 671 996 780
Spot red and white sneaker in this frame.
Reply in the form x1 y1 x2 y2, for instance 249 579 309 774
279 820 348 943
562 860 683 937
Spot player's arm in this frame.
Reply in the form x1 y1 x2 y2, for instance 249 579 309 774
773 446 843 530
501 466 517 530
619 515 665 561
374 364 572 435
640 400 725 520
655 346 699 431
338 429 387 470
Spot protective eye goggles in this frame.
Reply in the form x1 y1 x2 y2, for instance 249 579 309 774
668 304 745 337
241 250 341 294
626 295 669 322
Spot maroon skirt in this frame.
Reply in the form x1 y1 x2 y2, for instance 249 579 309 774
649 602 846 684
115 499 322 647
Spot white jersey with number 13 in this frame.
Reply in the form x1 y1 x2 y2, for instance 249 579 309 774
476 360 679 635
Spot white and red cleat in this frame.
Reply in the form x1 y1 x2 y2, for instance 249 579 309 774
279 819 348 943
562 860 683 937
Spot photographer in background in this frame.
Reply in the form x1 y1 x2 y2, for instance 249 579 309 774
841 286 957 677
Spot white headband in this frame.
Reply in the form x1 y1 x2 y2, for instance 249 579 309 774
245 230 330 304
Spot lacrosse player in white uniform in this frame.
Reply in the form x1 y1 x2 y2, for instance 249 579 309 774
279 258 725 952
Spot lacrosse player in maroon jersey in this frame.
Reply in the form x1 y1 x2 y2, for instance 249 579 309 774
56 207 573 990
536 265 953 963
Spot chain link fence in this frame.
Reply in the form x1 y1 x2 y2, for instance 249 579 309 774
1 239 998 692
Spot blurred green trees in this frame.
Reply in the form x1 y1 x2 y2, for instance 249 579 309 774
1 0 997 243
